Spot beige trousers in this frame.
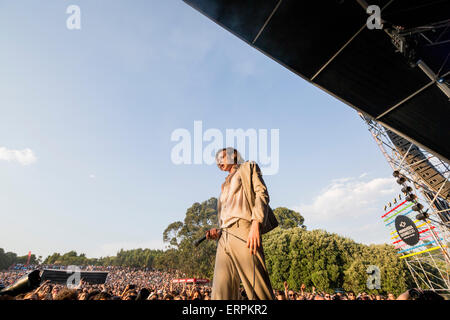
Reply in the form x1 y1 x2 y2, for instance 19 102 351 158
211 219 275 300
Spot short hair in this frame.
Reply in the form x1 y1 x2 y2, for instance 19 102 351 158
136 288 150 300
54 288 78 300
215 148 245 166
409 289 444 300
86 290 102 300
96 292 112 300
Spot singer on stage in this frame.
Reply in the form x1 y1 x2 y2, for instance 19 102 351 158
206 147 276 300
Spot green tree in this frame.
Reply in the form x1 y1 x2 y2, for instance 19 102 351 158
263 228 415 295
273 207 305 229
0 249 38 270
161 197 218 278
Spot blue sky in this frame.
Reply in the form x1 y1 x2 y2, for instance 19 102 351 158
0 0 402 259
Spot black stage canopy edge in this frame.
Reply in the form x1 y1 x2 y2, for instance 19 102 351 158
182 0 450 163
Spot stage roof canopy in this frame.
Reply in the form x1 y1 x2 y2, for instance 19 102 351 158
183 0 450 162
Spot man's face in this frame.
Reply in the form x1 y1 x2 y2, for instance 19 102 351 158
276 293 285 300
216 151 234 172
324 294 331 300
348 292 355 300
52 287 59 299
288 290 296 299
388 293 395 300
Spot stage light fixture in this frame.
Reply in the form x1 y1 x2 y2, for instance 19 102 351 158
397 177 406 184
401 186 413 194
416 211 429 221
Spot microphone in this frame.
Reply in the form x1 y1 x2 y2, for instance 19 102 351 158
194 235 207 247
194 229 221 247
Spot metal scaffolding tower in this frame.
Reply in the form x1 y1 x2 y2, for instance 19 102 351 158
361 113 449 296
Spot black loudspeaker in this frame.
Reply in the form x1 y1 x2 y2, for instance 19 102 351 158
0 270 41 296
40 269 108 284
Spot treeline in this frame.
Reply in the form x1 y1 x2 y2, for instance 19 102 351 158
3 198 438 295
1 248 174 271
0 248 38 270
43 249 169 269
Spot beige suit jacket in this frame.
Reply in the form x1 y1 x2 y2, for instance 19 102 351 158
217 161 278 234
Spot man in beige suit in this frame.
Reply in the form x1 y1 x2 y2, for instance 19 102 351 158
206 147 277 300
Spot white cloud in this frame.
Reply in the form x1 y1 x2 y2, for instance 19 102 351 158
89 174 96 179
296 176 397 221
0 146 37 165
293 174 401 245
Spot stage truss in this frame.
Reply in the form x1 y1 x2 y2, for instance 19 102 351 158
361 113 450 295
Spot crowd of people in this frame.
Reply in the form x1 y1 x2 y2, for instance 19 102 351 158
0 264 444 300
0 264 211 300
275 282 397 300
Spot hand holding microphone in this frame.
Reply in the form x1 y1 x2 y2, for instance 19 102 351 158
206 228 220 240
194 228 221 247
